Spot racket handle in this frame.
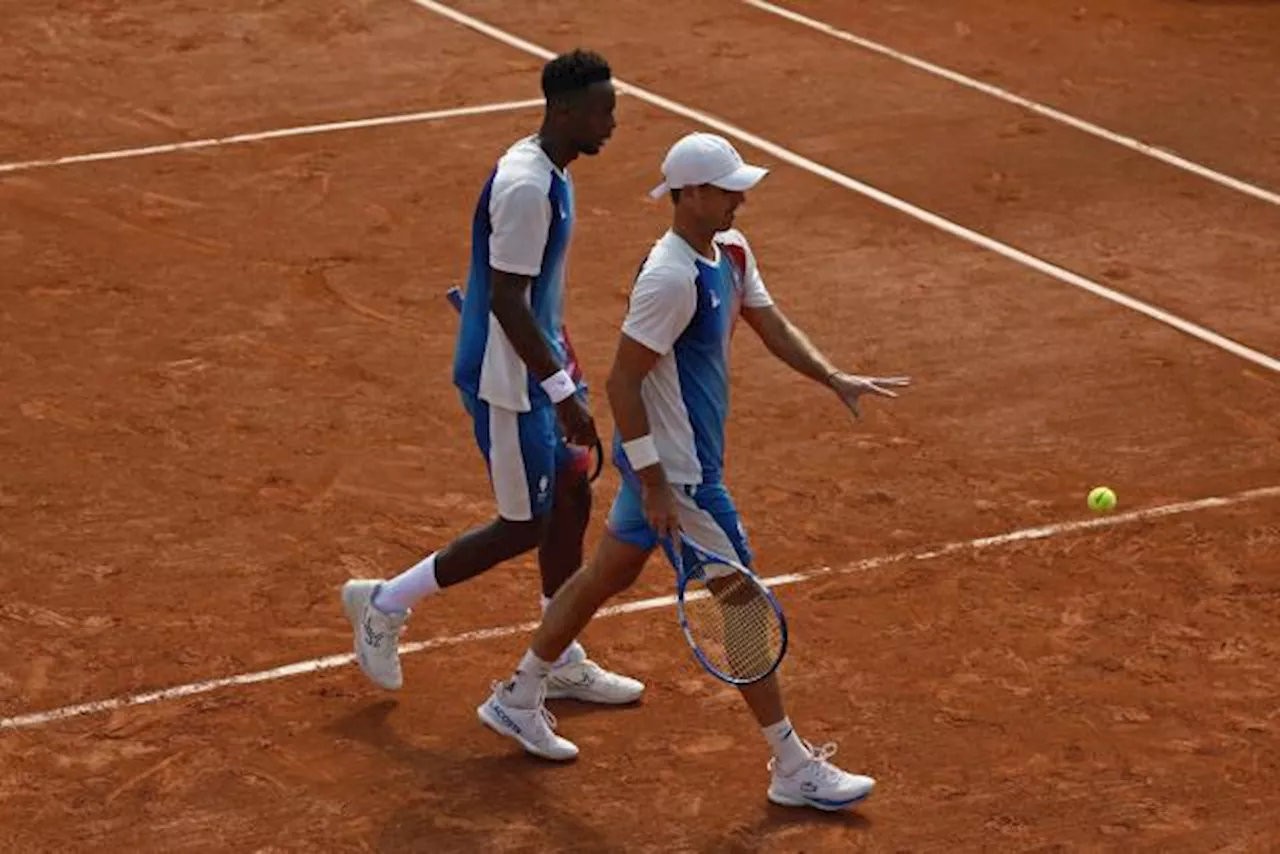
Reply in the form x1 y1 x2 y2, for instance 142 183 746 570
446 286 463 313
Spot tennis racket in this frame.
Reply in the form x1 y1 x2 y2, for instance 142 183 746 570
445 286 602 483
619 462 789 686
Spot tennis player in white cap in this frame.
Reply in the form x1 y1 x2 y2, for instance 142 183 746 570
476 132 909 811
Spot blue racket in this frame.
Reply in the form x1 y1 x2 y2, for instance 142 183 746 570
665 529 790 685
445 286 602 483
619 462 789 685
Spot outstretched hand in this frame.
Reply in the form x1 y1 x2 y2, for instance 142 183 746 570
827 372 911 418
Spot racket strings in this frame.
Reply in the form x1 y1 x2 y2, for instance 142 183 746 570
682 571 783 681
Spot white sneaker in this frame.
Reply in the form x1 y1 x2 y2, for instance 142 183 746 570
545 652 645 705
341 579 408 690
477 682 579 761
767 742 876 811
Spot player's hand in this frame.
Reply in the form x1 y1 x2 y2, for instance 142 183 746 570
556 393 599 448
828 371 911 418
643 482 682 542
639 467 681 542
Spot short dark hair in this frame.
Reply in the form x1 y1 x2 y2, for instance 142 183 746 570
541 49 612 103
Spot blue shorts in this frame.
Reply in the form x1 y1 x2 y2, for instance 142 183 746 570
606 478 754 570
460 390 587 522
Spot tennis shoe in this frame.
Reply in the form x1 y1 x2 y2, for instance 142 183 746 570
478 681 579 761
545 644 644 704
767 742 875 811
342 579 408 690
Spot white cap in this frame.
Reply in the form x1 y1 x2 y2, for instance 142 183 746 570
648 132 769 200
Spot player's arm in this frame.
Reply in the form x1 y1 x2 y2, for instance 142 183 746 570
741 303 839 385
489 270 564 383
608 336 682 540
607 265 696 538
742 303 910 417
488 178 596 443
607 336 662 477
487 178 567 385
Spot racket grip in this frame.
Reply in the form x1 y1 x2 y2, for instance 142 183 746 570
446 286 463 313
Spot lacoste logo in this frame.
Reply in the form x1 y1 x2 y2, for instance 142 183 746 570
492 703 522 735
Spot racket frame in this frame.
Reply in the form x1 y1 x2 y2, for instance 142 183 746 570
667 529 790 685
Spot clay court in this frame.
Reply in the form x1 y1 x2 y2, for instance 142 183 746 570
2 0 1279 850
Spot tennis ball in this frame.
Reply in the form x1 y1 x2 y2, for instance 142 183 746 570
1087 486 1117 512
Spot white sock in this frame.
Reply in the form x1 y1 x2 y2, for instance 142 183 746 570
540 594 585 667
505 649 553 708
763 717 811 775
372 552 439 614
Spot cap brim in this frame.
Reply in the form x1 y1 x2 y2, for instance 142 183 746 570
647 181 670 200
711 164 769 192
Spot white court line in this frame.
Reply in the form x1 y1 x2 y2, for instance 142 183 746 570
0 99 542 175
2 484 1278 732
744 0 1280 208
406 0 1280 376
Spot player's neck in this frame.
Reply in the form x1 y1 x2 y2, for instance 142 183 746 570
672 217 716 260
536 127 578 170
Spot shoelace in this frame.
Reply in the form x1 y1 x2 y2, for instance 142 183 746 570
805 742 846 783
769 740 843 777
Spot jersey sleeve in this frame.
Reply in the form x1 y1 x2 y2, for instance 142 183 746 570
741 246 773 308
621 263 698 355
717 228 773 308
736 232 773 308
488 179 551 277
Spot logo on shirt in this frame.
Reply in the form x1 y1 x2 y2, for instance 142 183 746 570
709 291 721 309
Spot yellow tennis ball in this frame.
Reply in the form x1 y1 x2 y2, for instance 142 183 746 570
1087 486 1117 512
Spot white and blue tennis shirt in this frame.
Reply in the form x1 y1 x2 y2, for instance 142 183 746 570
618 228 774 485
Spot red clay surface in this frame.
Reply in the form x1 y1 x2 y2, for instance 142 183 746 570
1 0 1278 851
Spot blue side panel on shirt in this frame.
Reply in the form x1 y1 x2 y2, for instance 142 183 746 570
672 253 738 483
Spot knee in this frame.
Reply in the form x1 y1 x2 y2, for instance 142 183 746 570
497 516 548 552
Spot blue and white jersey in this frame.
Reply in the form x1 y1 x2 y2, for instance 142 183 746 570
618 228 774 484
453 136 574 412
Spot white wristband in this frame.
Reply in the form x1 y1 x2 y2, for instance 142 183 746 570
539 369 577 404
622 435 660 470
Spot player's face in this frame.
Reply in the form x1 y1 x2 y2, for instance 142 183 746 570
697 185 746 231
568 81 617 156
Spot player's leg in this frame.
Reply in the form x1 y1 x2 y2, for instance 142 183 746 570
536 440 592 600
686 483 876 811
477 478 656 759
538 437 645 704
424 396 555 591
341 394 556 690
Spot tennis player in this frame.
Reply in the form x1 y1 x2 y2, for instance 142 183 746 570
341 49 643 706
477 132 910 810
